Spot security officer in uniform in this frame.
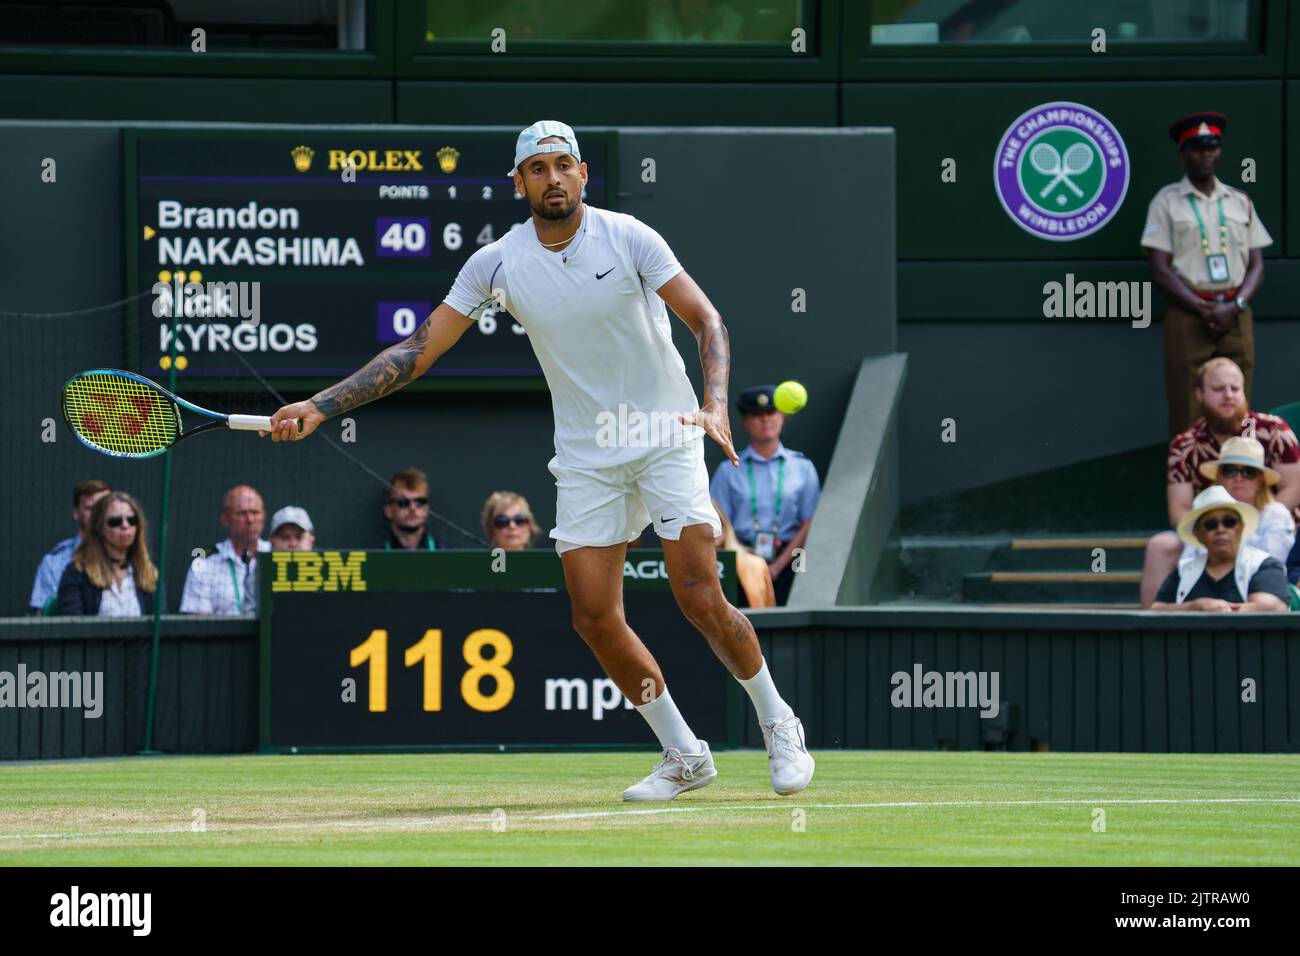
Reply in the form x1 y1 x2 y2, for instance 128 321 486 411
1142 111 1272 436
709 384 821 606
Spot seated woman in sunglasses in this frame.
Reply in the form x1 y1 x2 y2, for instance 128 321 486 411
1150 486 1289 612
56 491 158 616
482 491 542 551
1193 436 1295 563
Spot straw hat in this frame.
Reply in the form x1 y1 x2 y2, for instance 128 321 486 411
1175 485 1259 549
1198 435 1280 486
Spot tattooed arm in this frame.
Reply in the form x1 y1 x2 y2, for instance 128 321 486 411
265 303 475 441
657 271 739 467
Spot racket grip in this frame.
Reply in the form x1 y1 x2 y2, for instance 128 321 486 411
227 414 274 431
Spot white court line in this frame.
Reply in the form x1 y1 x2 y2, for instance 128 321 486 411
2 797 1299 842
0 814 491 842
535 797 1300 820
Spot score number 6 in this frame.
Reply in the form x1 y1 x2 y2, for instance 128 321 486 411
350 628 515 713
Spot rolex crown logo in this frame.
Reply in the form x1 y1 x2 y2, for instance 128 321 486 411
290 145 315 173
436 146 460 174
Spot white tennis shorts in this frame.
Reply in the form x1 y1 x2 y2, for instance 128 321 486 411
549 438 722 555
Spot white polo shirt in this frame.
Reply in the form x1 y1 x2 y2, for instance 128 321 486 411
443 204 703 469
180 537 271 615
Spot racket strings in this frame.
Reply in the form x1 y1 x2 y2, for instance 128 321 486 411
64 373 177 457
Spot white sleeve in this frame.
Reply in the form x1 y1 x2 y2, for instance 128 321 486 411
442 244 503 319
179 561 211 614
1254 503 1297 564
625 216 684 292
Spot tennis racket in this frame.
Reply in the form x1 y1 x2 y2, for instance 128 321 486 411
62 369 290 459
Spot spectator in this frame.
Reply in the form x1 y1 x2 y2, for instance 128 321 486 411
1142 111 1271 435
710 384 820 605
712 499 775 609
1288 521 1300 587
269 506 316 551
1151 486 1288 612
383 467 438 551
1141 437 1295 603
1198 437 1295 561
481 491 541 550
180 485 270 615
30 479 111 614
1139 358 1300 606
56 492 157 616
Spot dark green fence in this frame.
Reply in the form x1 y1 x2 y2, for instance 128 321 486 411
0 616 255 759
744 608 1300 753
5 606 1298 758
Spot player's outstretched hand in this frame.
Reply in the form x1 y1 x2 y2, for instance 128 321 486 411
680 402 739 467
263 400 324 442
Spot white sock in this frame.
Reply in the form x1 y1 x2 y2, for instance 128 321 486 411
738 659 793 724
635 686 700 753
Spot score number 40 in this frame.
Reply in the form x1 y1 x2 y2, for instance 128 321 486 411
378 220 494 253
350 628 515 713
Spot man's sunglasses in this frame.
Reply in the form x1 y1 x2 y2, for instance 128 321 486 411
1218 465 1261 480
493 514 530 528
1198 514 1240 533
388 496 429 508
106 515 138 528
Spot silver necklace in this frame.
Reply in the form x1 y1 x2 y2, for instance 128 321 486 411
537 205 584 247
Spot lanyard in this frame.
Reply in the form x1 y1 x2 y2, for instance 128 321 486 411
226 557 244 613
1188 194 1227 256
745 457 785 540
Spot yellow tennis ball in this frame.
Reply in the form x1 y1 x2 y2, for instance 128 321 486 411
774 380 807 414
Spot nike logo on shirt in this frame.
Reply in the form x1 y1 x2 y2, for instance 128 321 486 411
596 268 616 280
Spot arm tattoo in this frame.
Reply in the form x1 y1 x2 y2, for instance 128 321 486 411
311 319 432 417
697 316 730 409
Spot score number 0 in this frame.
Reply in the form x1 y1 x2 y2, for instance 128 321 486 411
350 628 515 712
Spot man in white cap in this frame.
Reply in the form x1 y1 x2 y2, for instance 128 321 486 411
264 120 814 801
269 506 315 552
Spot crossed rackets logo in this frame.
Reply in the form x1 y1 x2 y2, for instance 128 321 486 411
1030 142 1093 200
1018 129 1102 213
994 101 1130 242
80 393 156 437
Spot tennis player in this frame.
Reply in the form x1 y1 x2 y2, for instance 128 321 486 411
266 120 814 801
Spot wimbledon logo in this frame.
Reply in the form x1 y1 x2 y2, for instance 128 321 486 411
993 101 1129 242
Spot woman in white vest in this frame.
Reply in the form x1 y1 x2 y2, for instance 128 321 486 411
1151 485 1289 612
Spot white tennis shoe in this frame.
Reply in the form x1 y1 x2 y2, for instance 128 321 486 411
622 740 717 802
761 714 815 795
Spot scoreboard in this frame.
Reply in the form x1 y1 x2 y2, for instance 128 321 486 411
125 129 615 381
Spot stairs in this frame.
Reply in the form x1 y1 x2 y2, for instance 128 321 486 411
900 534 1154 609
